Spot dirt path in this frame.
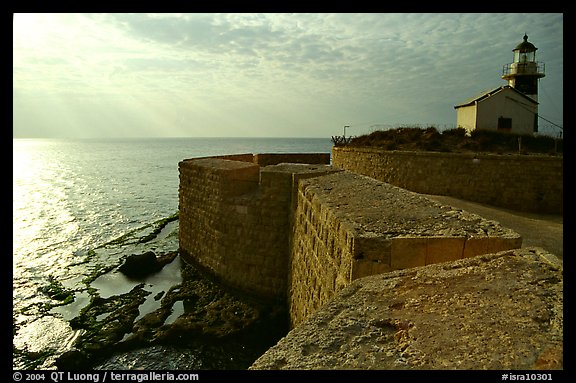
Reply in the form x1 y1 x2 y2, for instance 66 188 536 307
424 194 563 259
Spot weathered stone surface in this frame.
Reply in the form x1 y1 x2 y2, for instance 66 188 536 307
298 171 523 240
251 247 563 370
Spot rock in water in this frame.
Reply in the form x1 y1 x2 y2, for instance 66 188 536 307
119 251 161 278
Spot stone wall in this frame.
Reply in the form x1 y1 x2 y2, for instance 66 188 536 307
332 147 563 214
288 171 522 328
179 153 524 329
178 153 334 302
178 152 561 370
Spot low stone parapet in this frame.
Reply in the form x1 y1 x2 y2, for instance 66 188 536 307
332 147 563 214
251 247 563 370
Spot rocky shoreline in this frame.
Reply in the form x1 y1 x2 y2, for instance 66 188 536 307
63 254 287 370
13 216 288 370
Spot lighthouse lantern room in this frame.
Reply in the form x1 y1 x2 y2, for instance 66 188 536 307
501 34 545 101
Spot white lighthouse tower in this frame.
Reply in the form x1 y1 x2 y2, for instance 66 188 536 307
502 34 545 102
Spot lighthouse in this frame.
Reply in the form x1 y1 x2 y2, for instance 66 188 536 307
454 34 544 135
502 34 545 102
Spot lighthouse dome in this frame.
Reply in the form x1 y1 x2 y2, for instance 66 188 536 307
514 34 537 52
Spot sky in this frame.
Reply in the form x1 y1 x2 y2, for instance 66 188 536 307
12 13 563 138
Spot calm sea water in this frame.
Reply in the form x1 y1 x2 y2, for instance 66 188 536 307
12 137 332 369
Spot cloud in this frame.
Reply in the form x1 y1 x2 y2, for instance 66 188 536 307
13 13 563 138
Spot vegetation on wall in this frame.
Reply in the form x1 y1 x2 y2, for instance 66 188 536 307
343 127 562 155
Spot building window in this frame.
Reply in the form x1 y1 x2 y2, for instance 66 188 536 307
498 117 512 131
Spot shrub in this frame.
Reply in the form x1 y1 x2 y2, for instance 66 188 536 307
442 127 467 138
347 126 562 155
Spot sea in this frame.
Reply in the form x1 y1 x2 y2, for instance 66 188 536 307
12 137 333 370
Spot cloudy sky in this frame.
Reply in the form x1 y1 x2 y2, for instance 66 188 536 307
13 13 563 138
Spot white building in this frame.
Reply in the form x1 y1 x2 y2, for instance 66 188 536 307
454 85 538 135
455 34 545 135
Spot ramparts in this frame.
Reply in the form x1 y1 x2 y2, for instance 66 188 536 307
178 153 523 328
178 153 334 301
332 147 563 214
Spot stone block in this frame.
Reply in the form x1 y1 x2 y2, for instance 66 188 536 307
426 237 465 264
351 260 393 279
391 237 427 270
463 235 522 258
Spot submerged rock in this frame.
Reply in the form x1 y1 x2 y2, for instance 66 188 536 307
118 251 162 278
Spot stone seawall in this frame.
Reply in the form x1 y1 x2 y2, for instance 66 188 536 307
332 147 563 214
178 153 334 301
179 153 523 328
